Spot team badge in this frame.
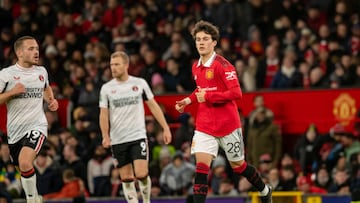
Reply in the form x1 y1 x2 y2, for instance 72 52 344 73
205 69 214 80
333 93 357 126
13 76 20 80
39 75 44 81
132 86 138 91
111 90 116 94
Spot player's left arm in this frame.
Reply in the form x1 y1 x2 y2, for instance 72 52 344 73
204 64 242 103
44 85 58 111
146 98 172 144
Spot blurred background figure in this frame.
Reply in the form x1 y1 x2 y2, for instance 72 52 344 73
247 107 281 168
159 151 195 196
294 123 321 175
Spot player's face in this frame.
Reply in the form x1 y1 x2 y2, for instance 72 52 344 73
110 56 128 80
17 39 39 67
195 31 217 57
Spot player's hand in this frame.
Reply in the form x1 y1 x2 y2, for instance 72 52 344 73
102 136 111 148
195 87 206 103
48 98 59 111
11 83 26 95
175 100 187 113
163 128 172 145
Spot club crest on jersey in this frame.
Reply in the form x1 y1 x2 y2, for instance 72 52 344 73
13 76 20 80
111 89 116 94
39 75 44 82
205 69 214 80
132 86 139 92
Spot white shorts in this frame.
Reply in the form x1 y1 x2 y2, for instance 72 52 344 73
191 128 245 162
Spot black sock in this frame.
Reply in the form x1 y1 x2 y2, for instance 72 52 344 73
193 163 209 203
234 162 265 191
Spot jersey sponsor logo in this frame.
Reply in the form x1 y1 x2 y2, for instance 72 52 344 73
202 87 218 91
225 71 237 80
13 76 20 80
113 96 140 107
205 69 214 80
13 87 43 99
39 75 44 82
132 86 138 92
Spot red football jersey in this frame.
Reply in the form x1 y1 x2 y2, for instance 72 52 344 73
188 53 242 137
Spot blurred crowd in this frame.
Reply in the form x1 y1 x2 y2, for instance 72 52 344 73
1 0 360 201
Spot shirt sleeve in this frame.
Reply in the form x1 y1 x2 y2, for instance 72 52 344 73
205 63 242 103
99 85 109 108
42 66 50 88
0 69 9 93
141 78 154 101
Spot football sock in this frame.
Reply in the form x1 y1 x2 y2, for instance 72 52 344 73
138 176 151 203
193 162 209 203
122 179 139 203
233 161 266 193
21 168 38 202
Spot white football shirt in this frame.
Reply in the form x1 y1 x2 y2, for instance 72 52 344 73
0 64 49 144
99 76 154 145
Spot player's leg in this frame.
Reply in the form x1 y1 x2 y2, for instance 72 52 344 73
132 139 151 203
112 143 138 203
119 164 138 203
220 128 272 203
191 131 219 203
133 159 150 203
16 130 45 203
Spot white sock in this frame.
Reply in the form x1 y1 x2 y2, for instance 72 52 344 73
259 185 269 196
138 176 151 203
21 172 38 202
122 181 139 203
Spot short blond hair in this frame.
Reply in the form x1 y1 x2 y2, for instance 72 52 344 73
14 36 36 52
111 51 129 65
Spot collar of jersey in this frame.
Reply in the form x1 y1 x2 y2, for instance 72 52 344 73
196 52 216 68
15 63 35 71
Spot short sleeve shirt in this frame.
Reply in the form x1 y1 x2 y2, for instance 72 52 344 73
99 76 154 145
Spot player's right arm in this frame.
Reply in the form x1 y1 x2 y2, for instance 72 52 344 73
175 89 198 113
99 107 111 148
99 85 111 148
0 83 26 105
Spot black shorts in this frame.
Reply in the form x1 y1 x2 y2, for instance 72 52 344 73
8 130 46 166
111 138 148 168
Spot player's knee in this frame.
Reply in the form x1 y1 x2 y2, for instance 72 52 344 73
18 160 33 172
135 172 148 180
122 178 135 183
230 159 245 168
137 175 149 184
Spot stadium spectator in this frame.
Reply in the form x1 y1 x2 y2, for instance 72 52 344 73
86 144 113 196
248 94 274 126
34 148 62 196
314 167 332 191
294 124 321 175
44 168 88 200
159 151 195 196
296 175 327 194
247 107 281 168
